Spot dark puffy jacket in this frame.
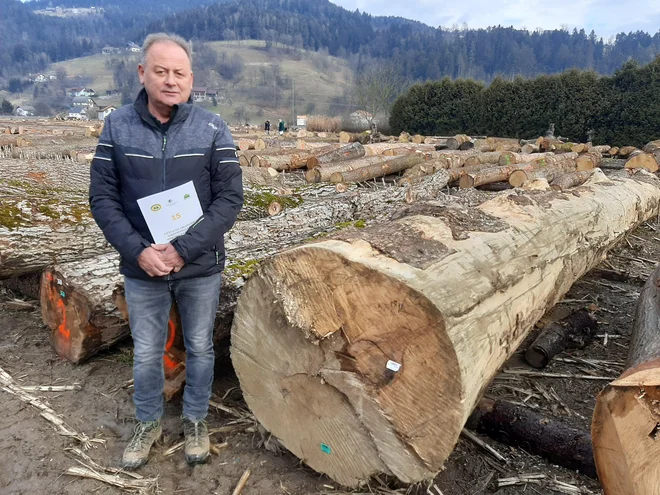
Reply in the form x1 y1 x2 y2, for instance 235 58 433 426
89 89 243 280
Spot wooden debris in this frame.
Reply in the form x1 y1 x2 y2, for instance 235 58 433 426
232 468 251 495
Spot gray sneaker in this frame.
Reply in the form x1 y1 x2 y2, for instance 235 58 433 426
122 419 162 470
182 417 210 465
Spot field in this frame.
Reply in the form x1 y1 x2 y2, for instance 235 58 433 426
47 40 354 125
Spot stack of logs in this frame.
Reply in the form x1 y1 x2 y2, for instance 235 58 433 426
3 130 660 491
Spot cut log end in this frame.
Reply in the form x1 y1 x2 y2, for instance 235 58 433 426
592 361 660 495
267 201 283 216
231 248 462 486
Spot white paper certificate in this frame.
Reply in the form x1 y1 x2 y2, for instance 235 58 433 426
137 181 203 244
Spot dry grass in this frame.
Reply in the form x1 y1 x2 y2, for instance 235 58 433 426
306 115 342 133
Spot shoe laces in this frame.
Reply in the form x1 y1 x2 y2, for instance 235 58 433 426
184 419 207 447
126 421 158 452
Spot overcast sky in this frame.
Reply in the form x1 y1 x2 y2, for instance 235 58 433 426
330 0 660 39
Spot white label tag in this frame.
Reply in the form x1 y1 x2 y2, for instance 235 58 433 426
57 279 63 285
386 360 401 372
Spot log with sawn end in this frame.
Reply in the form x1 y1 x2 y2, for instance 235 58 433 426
592 263 660 495
231 170 660 486
329 154 426 183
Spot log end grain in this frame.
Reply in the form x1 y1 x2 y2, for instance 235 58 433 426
231 248 463 486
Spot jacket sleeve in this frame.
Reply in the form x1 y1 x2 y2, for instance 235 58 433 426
89 116 151 265
172 119 243 264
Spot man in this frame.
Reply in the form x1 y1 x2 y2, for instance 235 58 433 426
89 33 243 469
278 118 284 135
264 119 270 135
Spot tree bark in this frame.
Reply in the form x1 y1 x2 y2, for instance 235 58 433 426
40 254 128 364
466 398 597 478
508 158 578 187
463 152 502 167
0 158 91 192
307 142 365 168
231 171 660 486
521 143 540 154
524 308 598 368
460 164 538 188
0 183 111 279
550 170 596 191
592 264 660 495
305 156 385 183
618 146 639 158
446 134 471 150
329 154 425 183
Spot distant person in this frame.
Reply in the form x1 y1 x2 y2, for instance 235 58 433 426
264 119 271 135
278 119 284 135
89 33 243 470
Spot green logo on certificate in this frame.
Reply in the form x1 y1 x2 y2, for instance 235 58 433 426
151 204 162 212
184 194 191 200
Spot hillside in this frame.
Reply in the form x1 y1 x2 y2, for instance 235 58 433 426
47 40 354 124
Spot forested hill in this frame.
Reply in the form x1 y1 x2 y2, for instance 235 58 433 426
4 0 660 83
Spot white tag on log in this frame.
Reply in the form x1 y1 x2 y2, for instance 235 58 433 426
386 360 401 372
57 279 63 285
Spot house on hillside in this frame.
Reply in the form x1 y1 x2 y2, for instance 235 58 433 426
102 46 121 55
96 105 116 121
126 42 141 52
73 96 96 107
68 87 97 97
67 107 88 120
14 106 35 117
192 87 208 101
33 74 47 83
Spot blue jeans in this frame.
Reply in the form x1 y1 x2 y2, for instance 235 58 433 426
123 273 222 422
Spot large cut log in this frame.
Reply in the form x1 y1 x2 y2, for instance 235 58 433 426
0 159 90 192
576 151 603 171
550 170 596 191
508 158 578 188
521 143 540 154
40 254 129 364
498 152 552 167
463 152 502 167
625 152 659 173
329 154 426 183
231 171 660 486
305 156 384 183
446 134 471 150
0 183 111 279
592 264 660 495
466 398 597 477
307 142 365 168
432 149 479 169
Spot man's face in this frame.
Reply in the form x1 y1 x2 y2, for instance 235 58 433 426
138 41 193 110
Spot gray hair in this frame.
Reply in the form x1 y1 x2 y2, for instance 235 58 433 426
141 33 192 66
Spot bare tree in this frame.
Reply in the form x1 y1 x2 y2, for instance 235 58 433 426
353 62 408 130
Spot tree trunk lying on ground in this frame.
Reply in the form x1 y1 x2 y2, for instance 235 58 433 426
550 170 596 191
508 157 580 188
38 170 455 364
329 154 426 183
446 134 471 150
592 264 660 495
40 254 128 364
0 159 91 192
231 171 660 486
307 142 365 168
0 183 111 279
625 152 659 173
305 156 385 183
524 308 598 368
466 398 597 478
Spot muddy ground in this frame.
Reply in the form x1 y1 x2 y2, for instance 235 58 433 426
2 212 656 495
0 117 651 494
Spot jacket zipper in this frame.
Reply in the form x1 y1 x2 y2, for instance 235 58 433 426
161 133 168 190
162 132 171 280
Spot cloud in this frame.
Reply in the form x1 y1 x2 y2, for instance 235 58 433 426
330 0 660 38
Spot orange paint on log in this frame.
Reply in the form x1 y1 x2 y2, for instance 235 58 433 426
163 319 179 372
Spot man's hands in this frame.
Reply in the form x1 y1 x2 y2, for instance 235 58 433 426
137 243 185 277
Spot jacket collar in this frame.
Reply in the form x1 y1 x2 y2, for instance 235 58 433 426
133 88 194 130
